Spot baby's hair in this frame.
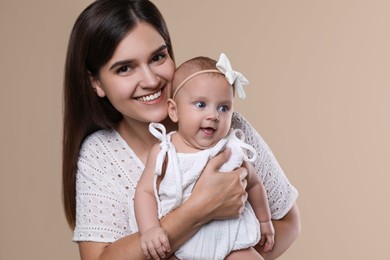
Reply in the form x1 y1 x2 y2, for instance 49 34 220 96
172 56 220 97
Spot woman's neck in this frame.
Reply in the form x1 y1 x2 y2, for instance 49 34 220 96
117 119 156 164
116 117 177 164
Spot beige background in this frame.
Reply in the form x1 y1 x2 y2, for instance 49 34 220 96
1 0 389 259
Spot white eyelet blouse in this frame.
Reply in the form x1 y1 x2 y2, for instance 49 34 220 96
73 112 298 242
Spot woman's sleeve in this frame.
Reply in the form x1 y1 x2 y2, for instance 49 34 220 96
231 112 298 220
73 134 131 243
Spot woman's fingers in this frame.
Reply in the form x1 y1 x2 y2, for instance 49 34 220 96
239 167 248 182
207 148 231 172
190 148 250 220
238 167 248 212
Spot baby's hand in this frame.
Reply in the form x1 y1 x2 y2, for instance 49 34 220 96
140 226 171 260
259 220 275 253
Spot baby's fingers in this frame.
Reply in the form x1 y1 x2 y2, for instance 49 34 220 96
159 233 171 254
258 234 265 246
151 232 171 259
263 234 275 253
147 241 160 260
141 241 151 259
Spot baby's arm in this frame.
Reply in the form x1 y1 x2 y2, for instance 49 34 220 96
134 144 170 259
244 161 275 253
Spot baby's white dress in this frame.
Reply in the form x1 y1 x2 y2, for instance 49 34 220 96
150 123 260 260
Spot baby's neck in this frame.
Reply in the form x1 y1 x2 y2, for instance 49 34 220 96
171 132 213 153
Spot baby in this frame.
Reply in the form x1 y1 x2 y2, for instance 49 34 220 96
135 53 274 259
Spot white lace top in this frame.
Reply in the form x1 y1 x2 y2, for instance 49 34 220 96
73 112 298 242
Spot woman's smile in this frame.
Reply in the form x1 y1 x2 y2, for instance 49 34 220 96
136 88 163 102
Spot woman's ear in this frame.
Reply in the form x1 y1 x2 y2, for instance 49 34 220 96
89 73 106 97
167 98 179 122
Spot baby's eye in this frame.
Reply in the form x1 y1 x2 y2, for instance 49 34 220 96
218 105 229 112
195 101 206 108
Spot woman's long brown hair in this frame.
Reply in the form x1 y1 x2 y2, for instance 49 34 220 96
62 0 174 229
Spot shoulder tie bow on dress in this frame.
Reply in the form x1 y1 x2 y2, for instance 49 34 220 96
149 123 184 214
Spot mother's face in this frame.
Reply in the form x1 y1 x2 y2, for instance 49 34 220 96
91 22 176 124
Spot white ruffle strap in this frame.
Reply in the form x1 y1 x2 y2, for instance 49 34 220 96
149 123 183 216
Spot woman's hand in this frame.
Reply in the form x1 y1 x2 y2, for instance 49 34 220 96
189 149 249 224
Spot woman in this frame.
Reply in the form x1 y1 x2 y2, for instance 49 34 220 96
62 0 300 259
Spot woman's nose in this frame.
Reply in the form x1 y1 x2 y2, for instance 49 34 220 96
139 65 159 88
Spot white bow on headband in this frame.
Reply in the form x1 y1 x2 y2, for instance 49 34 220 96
216 53 249 99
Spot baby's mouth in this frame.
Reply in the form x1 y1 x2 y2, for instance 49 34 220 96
136 89 162 102
201 127 215 136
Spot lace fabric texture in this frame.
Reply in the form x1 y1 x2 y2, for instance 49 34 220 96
73 112 298 242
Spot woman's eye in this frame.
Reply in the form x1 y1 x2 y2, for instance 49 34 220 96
195 101 206 108
152 53 167 63
117 66 131 74
218 105 229 112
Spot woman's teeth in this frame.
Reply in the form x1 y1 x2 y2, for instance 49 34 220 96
137 90 161 102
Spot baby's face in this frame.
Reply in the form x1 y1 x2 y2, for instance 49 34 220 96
174 74 234 150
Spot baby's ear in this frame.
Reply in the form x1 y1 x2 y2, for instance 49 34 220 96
89 73 106 97
167 98 179 122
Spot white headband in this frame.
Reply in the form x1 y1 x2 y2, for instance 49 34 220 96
172 53 249 100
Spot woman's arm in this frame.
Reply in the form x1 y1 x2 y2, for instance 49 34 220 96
255 204 301 260
78 149 248 260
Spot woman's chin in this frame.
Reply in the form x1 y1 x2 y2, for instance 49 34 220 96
148 111 169 124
